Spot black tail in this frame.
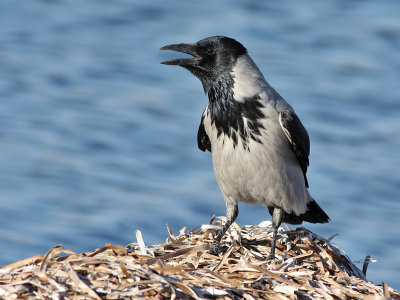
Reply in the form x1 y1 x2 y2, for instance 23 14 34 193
300 199 330 224
268 199 330 225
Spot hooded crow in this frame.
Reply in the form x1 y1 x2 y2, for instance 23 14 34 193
160 36 329 258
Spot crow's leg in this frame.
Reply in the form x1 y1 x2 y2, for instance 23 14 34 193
268 207 283 260
209 201 238 255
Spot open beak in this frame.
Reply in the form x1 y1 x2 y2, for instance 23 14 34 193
159 43 201 66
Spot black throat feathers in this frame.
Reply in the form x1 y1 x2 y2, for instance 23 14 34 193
207 75 265 149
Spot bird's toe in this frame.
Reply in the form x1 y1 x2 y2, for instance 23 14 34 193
209 242 222 256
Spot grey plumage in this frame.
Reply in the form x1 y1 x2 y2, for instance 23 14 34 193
160 36 329 258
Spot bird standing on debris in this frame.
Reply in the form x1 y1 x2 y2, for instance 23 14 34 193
160 36 329 258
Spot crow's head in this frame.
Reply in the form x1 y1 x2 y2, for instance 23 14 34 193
160 36 247 91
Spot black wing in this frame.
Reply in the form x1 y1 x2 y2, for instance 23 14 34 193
279 110 310 187
197 113 211 152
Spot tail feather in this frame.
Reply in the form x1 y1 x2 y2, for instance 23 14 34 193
300 199 330 224
269 199 330 225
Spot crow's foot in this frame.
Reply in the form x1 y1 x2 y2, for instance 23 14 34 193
209 242 221 256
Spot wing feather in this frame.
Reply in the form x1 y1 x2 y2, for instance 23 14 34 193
197 113 211 152
279 110 310 187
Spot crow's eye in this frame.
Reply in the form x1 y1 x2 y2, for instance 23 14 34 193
205 47 215 56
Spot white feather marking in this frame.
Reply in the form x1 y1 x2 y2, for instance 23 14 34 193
279 113 294 145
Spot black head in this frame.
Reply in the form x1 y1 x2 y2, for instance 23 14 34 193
160 36 247 91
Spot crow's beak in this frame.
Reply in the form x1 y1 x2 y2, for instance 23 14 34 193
160 43 201 66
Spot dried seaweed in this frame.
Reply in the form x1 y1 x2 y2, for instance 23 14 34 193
1 219 399 299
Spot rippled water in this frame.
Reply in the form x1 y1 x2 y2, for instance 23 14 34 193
0 1 399 289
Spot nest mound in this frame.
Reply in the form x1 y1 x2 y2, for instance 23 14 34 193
1 219 398 299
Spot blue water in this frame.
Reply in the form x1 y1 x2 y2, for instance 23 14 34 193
1 0 399 290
